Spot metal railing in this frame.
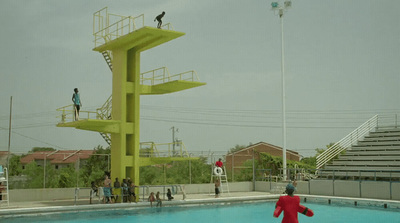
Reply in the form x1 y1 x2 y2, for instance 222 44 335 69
56 105 98 123
160 23 174 30
377 114 399 129
139 141 190 158
316 115 379 169
93 7 145 47
74 184 185 204
140 67 200 86
93 7 175 48
96 95 112 120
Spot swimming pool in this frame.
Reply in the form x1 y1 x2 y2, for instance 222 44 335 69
3 200 400 223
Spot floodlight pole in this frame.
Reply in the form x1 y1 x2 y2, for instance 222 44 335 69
272 1 291 181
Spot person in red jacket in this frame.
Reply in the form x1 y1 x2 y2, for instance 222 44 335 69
215 158 223 167
273 183 314 223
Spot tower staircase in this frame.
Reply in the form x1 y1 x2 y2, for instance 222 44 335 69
317 114 400 180
101 50 113 71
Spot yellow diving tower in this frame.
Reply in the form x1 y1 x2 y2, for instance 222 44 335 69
56 7 205 198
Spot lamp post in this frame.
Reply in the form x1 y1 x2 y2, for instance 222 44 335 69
271 0 292 181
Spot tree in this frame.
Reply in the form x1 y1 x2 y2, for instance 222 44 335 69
22 161 44 188
79 145 110 187
228 144 247 154
300 143 340 168
30 147 56 153
8 154 22 176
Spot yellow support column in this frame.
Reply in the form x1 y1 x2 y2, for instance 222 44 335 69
126 48 141 194
110 48 128 183
110 48 141 196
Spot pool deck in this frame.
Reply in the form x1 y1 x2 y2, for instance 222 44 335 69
2 191 400 217
0 192 280 217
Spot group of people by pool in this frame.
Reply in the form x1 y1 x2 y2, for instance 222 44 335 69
147 188 174 207
91 173 175 207
90 174 137 204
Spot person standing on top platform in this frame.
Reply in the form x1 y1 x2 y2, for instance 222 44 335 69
72 88 82 121
154 11 165 29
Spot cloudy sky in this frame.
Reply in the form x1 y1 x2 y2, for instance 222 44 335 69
0 0 399 157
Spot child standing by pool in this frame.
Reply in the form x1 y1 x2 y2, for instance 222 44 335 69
148 192 156 207
215 178 221 198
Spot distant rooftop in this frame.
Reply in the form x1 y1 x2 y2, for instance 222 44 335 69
20 150 94 165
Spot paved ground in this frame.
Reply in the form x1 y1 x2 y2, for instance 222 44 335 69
0 191 276 210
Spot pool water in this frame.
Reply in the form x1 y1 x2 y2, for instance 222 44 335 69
4 201 400 223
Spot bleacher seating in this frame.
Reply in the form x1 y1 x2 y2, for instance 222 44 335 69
320 128 400 180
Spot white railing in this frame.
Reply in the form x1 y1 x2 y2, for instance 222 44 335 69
56 105 98 123
140 141 190 158
140 67 200 86
93 7 176 48
96 95 112 120
161 23 174 30
316 114 379 169
93 7 145 48
377 114 399 129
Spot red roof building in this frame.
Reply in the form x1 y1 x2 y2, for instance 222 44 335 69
20 150 94 170
225 142 302 173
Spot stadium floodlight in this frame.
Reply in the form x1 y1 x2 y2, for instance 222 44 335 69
270 0 293 181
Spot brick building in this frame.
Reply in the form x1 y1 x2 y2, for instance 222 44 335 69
225 142 301 173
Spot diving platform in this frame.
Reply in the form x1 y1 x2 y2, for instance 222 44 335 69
93 26 185 53
56 7 205 200
56 119 120 133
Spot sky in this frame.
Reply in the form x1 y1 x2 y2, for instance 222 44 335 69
0 0 399 158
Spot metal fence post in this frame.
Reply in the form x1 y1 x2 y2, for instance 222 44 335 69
252 148 255 191
232 153 235 182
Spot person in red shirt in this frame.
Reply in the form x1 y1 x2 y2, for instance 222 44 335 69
215 158 223 167
273 183 314 223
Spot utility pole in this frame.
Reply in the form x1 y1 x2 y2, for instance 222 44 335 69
7 96 13 171
170 126 178 155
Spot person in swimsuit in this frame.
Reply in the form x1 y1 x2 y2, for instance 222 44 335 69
103 175 113 203
148 192 156 207
154 11 165 29
72 88 82 121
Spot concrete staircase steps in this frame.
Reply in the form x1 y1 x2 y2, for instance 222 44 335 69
366 132 400 138
331 160 400 166
350 146 400 151
319 126 400 180
373 128 400 134
356 141 400 146
338 155 400 161
344 150 400 155
324 165 400 171
361 136 400 142
318 171 400 178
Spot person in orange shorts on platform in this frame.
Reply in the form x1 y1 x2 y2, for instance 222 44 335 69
273 183 314 223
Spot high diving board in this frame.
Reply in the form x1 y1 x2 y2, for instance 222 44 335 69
140 80 206 95
93 26 185 52
56 119 121 134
